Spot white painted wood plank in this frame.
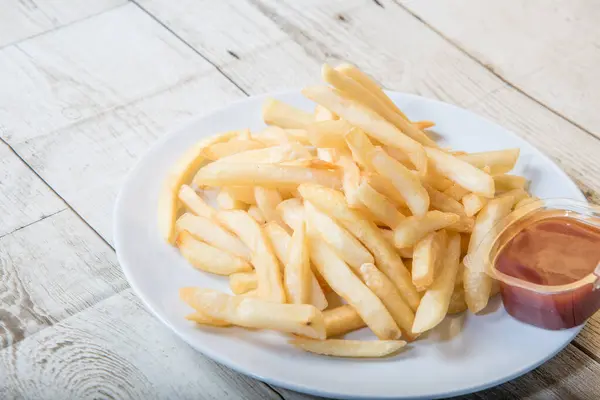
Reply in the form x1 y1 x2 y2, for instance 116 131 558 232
398 0 600 136
0 209 125 348
0 289 280 400
0 0 127 48
0 141 65 237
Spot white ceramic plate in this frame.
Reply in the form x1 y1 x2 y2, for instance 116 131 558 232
114 91 585 399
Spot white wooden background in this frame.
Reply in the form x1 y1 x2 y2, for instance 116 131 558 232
2 0 600 398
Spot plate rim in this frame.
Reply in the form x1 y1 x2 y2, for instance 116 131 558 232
114 90 585 399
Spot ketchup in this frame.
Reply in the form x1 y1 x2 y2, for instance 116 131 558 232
493 213 600 330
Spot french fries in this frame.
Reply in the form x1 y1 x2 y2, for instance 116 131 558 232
247 205 266 224
263 98 314 129
307 120 352 149
229 272 258 295
457 149 519 175
494 174 528 192
323 305 366 337
314 104 339 121
186 311 231 327
178 185 217 219
216 189 247 210
462 193 487 217
277 198 305 232
345 127 376 170
203 137 264 160
411 230 447 291
290 338 405 358
221 186 256 205
356 179 405 229
213 143 311 164
285 221 311 304
393 211 460 249
254 187 284 224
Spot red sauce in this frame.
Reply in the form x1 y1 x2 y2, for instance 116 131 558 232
494 214 600 329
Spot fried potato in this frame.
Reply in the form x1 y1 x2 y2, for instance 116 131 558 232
307 234 401 340
247 205 266 224
412 232 461 333
176 213 250 260
356 179 405 229
277 198 305 232
305 201 374 270
194 163 342 190
317 148 341 163
425 147 495 197
307 120 352 149
494 174 528 192
446 216 475 233
447 287 468 315
229 272 258 295
370 147 429 216
180 288 324 338
515 196 539 209
185 311 231 327
315 104 339 121
302 86 427 173
262 98 314 129
254 187 284 224
424 183 465 215
213 143 311 164
394 211 459 249
221 186 256 205
204 138 264 160
176 231 252 275
414 120 435 130
264 222 328 310
337 155 363 208
323 305 366 337
299 184 420 311
290 338 406 358
345 127 376 170
216 189 247 210
457 149 519 175
462 193 487 217
412 230 447 291
365 173 409 209
497 188 529 203
443 183 470 201
285 221 311 304
178 185 216 219
159 130 238 243
217 210 286 303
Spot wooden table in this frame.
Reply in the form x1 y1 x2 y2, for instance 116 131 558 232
1 1 600 398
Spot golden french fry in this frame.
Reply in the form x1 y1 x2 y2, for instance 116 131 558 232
178 185 217 219
515 196 538 209
494 174 528 192
345 127 376 170
290 338 406 358
365 173 409 209
264 222 328 310
299 184 420 311
217 210 286 303
176 231 252 275
213 143 312 164
323 305 366 337
186 311 231 327
159 130 238 243
194 163 342 190
412 232 461 333
262 98 314 129
446 216 475 233
276 198 305 232
412 230 447 291
420 167 454 192
425 147 495 197
305 201 374 270
216 189 247 210
457 149 520 175
358 263 416 340
370 147 429 216
379 229 413 257
463 196 515 313
383 146 414 169
317 148 341 163
255 126 295 145
229 272 258 295
443 183 470 201
285 129 311 145
247 205 266 224
176 213 250 261
306 120 352 150
424 183 465 215
447 286 468 314
282 159 339 170
497 188 529 203
315 104 339 121
393 211 460 249
337 155 363 208
285 221 311 304
302 86 427 173
356 179 405 229
180 288 324 338
221 186 256 205
203 138 264 160
461 193 487 217
254 187 284 224
307 234 401 340
414 120 435 130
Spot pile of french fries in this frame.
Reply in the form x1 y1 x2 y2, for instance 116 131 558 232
159 63 533 358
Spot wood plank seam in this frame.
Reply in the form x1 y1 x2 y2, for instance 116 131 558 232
0 208 67 242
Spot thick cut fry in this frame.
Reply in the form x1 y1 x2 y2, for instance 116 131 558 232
194 163 342 190
307 120 352 149
345 127 376 170
443 183 470 201
216 190 247 210
458 149 520 175
217 211 286 303
305 201 374 270
307 235 401 340
285 221 311 304
394 211 459 249
299 184 420 311
213 143 311 164
178 185 216 219
412 230 447 291
463 196 515 313
247 205 266 224
323 305 366 337
290 338 405 358
176 213 250 261
203 138 264 160
462 193 487 217
425 147 495 197
229 272 258 295
356 179 405 229
277 198 305 232
186 311 231 327
446 216 475 233
370 147 429 216
424 183 465 215
317 148 340 163
383 146 414 169
264 222 328 310
315 104 339 121
380 229 414 258
494 174 528 192
420 167 454 192
412 232 461 333
302 86 427 173
222 186 256 205
365 173 409 208
180 288 324 338
447 288 468 315
337 155 363 208
159 130 237 243
358 263 416 340
262 98 314 129
176 231 252 275
254 187 284 224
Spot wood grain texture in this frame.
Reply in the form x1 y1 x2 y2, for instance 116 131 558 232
0 0 127 48
398 0 600 137
0 210 125 349
0 289 280 400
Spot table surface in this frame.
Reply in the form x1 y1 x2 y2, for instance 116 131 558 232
2 0 600 399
